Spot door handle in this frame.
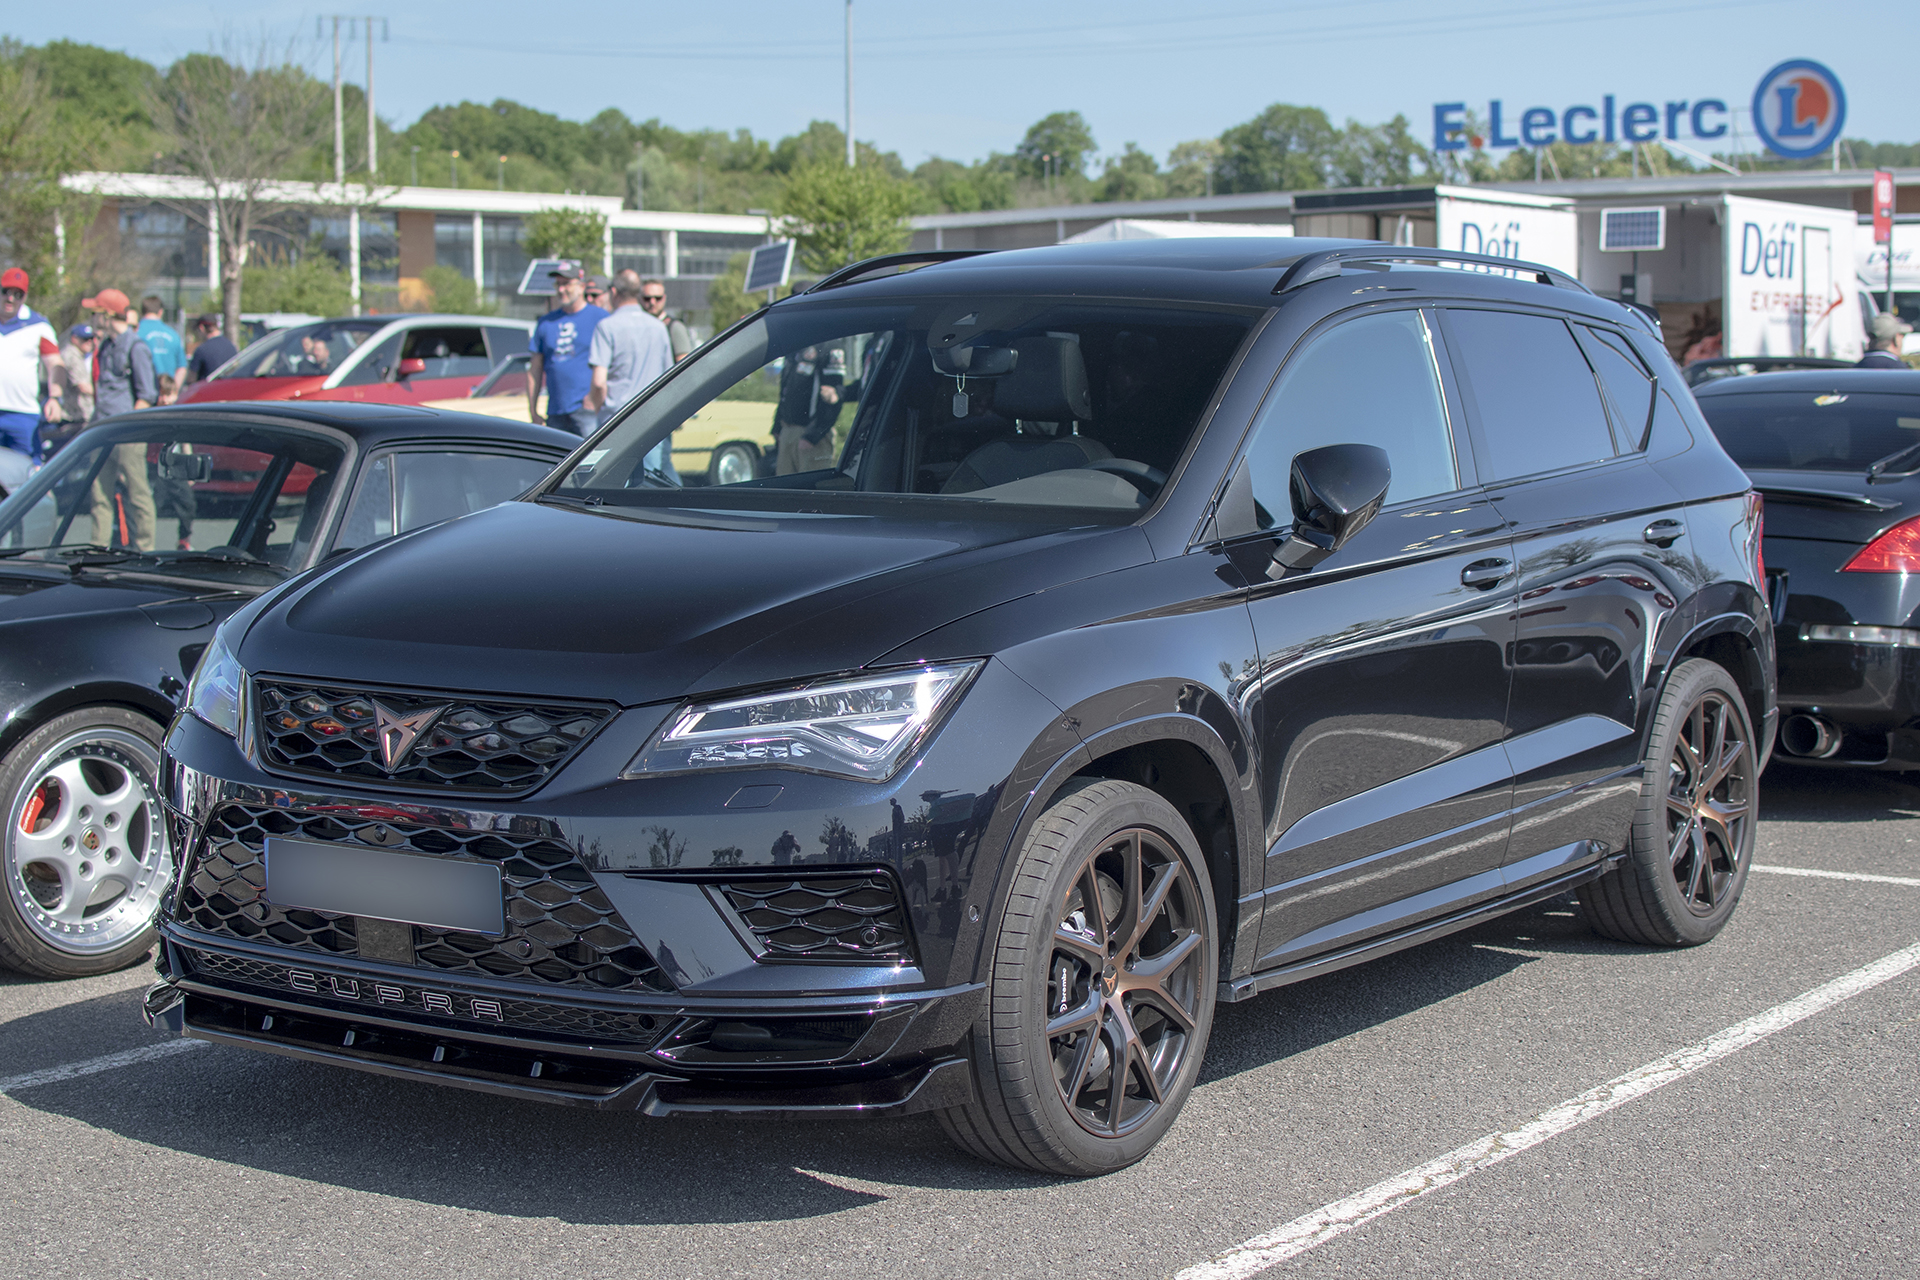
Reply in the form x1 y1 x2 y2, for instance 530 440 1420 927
1644 519 1685 548
1461 558 1511 589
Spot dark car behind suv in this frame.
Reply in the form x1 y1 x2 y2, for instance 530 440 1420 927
145 239 1773 1175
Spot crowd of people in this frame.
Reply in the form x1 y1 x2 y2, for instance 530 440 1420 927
524 262 689 475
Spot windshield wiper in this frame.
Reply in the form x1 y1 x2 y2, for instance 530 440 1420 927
1867 441 1920 481
0 543 109 559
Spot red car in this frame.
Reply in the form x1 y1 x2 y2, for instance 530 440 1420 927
180 314 534 408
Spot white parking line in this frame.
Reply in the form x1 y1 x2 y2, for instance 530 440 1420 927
0 1039 206 1096
1752 864 1920 888
1176 938 1920 1280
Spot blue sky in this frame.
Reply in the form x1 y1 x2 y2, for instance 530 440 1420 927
9 2 1902 167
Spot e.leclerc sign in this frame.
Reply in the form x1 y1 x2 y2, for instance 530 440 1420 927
1433 59 1846 161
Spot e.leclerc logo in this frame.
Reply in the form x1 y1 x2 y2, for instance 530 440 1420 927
1751 59 1846 160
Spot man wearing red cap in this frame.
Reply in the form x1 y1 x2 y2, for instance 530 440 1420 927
80 286 157 550
0 266 67 461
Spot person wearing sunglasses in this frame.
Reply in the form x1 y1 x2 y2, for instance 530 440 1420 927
0 267 69 461
638 278 693 362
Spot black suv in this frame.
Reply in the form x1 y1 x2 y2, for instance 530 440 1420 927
146 239 1774 1175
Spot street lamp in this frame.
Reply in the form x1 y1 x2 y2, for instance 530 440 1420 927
410 144 419 186
498 155 507 191
450 149 459 188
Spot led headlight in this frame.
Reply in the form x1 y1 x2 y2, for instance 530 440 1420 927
184 629 247 739
628 661 982 782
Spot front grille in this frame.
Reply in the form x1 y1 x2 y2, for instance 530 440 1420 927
183 947 666 1044
254 679 612 795
720 871 914 964
177 804 672 993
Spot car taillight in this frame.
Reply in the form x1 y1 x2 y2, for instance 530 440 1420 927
1842 513 1920 573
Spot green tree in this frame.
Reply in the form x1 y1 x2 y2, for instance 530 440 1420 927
241 248 353 315
419 264 498 316
1096 143 1166 202
1216 103 1338 193
705 251 791 333
1164 139 1223 198
523 206 606 263
911 156 1015 213
147 42 332 338
776 162 915 275
0 46 99 323
1329 115 1430 188
1015 111 1097 181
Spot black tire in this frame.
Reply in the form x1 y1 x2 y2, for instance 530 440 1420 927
940 778 1218 1175
0 707 173 978
1580 659 1757 947
707 442 762 487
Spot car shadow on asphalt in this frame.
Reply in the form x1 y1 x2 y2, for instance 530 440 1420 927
1761 761 1920 823
3 901 1637 1219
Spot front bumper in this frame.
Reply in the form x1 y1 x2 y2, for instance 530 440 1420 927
151 661 1064 1112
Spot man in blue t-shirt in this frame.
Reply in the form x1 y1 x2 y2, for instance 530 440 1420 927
136 295 184 379
527 262 609 435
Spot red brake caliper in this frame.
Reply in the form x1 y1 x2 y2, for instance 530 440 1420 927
19 782 51 835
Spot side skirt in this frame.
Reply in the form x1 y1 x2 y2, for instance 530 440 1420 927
1218 857 1618 1003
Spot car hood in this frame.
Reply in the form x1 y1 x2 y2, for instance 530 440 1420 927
244 499 1150 705
0 568 219 634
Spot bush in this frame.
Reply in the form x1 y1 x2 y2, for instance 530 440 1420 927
420 264 499 316
241 250 353 316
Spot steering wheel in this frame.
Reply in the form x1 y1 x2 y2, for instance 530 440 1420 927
1083 458 1169 495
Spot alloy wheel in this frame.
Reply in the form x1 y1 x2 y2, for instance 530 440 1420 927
1045 828 1207 1138
1664 690 1752 916
5 728 173 956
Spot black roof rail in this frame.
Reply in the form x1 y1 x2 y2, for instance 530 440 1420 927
800 250 994 295
1273 246 1592 295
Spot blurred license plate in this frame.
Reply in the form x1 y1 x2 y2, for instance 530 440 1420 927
264 837 504 935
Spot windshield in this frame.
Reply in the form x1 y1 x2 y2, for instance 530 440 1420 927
1698 390 1920 472
213 319 388 381
0 417 350 583
551 295 1255 519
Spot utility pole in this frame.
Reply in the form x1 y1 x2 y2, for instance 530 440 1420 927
844 0 854 166
365 17 387 177
330 17 344 184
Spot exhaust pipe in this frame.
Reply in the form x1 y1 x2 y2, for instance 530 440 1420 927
1780 713 1842 759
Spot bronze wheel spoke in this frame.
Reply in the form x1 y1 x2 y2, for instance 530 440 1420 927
1047 986 1104 1040
1077 862 1109 952
1685 823 1710 904
1668 814 1698 869
1104 1016 1133 1134
1128 859 1182 953
1061 1026 1100 1107
1114 1003 1163 1107
1053 923 1105 968
1129 983 1197 1036
1131 928 1202 983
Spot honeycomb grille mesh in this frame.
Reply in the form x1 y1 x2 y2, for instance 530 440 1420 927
254 680 610 794
177 804 672 993
720 872 913 964
183 947 665 1043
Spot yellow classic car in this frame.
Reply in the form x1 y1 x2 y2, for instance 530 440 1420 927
424 353 772 485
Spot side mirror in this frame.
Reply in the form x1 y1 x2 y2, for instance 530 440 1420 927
1270 443 1391 576
396 357 427 377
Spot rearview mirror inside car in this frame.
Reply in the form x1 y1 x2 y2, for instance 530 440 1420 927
158 451 214 482
929 344 1018 377
1270 443 1391 577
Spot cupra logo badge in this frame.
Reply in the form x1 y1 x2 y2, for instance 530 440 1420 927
1752 59 1846 161
371 700 446 771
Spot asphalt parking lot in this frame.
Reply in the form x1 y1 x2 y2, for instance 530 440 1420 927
3 764 1916 1280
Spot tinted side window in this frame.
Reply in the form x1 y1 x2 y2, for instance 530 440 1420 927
1445 309 1615 481
1243 309 1458 521
401 327 491 379
394 452 553 532
484 326 530 364
1578 326 1655 450
336 333 402 387
338 453 393 549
